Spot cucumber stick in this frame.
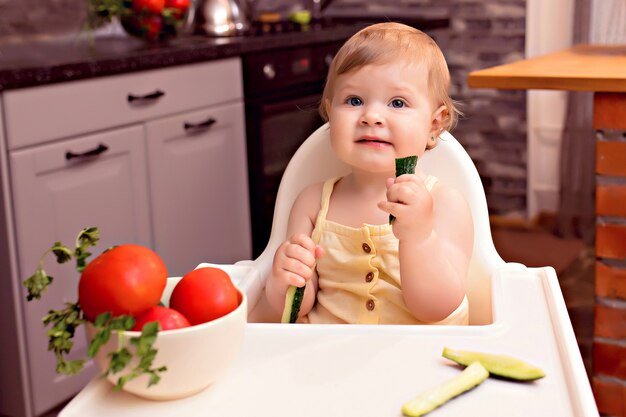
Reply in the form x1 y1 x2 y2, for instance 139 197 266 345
390 155 418 224
281 285 305 323
401 361 489 417
442 347 545 381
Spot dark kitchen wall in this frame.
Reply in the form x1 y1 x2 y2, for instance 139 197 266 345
0 0 528 217
0 0 87 42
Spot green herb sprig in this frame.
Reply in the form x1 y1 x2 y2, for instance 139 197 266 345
23 227 98 301
90 313 167 390
43 301 85 375
22 227 166 390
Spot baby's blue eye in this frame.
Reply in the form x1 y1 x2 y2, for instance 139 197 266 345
390 99 405 108
347 97 362 106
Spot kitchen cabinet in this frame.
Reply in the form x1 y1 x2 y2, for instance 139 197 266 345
146 102 251 275
9 124 152 415
0 57 251 417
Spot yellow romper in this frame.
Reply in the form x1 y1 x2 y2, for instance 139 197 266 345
301 176 469 325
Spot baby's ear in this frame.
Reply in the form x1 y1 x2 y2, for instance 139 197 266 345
431 105 448 135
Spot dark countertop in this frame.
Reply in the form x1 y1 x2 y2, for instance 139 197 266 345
0 17 449 92
0 25 364 92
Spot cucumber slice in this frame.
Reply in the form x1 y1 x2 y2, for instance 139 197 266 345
442 347 545 381
390 155 418 224
402 361 489 417
281 285 306 323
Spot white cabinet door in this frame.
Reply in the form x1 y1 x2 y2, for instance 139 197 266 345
146 102 252 276
9 124 152 416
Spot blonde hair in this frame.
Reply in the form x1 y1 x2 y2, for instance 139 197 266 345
320 22 459 133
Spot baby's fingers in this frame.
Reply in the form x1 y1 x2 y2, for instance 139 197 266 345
289 233 318 255
285 236 318 267
314 244 325 259
378 200 404 220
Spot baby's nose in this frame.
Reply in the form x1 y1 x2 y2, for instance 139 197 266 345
359 107 385 126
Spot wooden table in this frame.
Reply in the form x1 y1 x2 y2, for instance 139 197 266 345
468 44 626 416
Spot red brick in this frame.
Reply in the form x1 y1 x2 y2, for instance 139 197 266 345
594 93 626 130
593 341 626 379
597 224 626 260
593 377 626 417
597 141 626 176
597 184 626 217
595 304 626 339
596 262 626 299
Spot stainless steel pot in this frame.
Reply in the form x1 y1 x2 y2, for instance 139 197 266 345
194 0 249 36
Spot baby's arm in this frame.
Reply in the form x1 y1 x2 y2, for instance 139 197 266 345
264 183 324 320
380 176 473 322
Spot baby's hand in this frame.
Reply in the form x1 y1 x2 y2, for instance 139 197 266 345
378 174 434 242
272 233 324 289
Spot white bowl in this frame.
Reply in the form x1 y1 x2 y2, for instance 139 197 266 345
86 276 247 400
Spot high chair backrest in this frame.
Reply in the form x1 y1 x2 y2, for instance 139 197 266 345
254 123 505 325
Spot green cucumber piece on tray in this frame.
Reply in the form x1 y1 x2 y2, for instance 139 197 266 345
281 285 306 323
402 361 489 417
442 347 545 381
390 155 418 224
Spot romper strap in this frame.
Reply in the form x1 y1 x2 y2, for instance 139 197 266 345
312 176 341 242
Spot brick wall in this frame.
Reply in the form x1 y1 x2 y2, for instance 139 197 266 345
593 92 626 417
441 1 527 216
0 0 529 217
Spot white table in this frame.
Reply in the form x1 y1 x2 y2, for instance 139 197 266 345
60 265 598 417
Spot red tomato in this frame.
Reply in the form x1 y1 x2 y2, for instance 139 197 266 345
78 244 167 321
169 267 239 325
132 306 191 331
165 0 189 10
165 0 189 18
138 15 163 41
132 0 165 14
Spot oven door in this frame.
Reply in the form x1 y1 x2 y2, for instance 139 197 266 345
246 91 325 256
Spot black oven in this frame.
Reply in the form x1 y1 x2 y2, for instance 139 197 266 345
242 41 344 256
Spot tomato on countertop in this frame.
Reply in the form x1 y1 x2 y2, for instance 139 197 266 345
165 0 190 19
165 0 189 10
78 244 167 321
132 0 165 14
169 267 239 325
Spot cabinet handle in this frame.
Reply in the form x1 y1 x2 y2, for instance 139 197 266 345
127 89 165 103
65 143 109 160
184 117 216 131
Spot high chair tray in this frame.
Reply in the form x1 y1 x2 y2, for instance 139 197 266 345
59 265 598 417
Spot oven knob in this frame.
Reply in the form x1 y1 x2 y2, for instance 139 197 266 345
263 64 276 80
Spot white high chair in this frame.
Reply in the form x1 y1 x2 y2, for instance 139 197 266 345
242 123 506 325
62 124 599 417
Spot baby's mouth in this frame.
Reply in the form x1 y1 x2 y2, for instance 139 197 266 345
357 137 391 145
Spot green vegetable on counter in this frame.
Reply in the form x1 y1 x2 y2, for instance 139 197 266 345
281 285 306 323
442 347 546 381
390 155 418 224
402 361 489 417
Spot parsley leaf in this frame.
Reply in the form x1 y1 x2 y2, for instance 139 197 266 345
23 227 99 300
51 244 73 264
42 301 86 374
23 269 54 301
109 321 167 390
